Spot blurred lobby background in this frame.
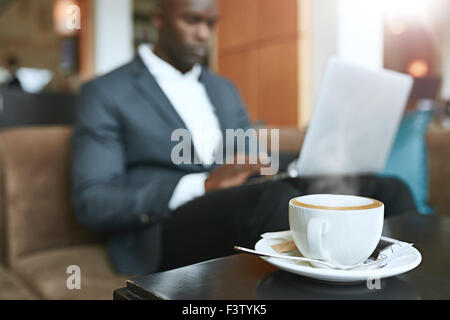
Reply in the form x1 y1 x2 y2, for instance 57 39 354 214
0 0 449 127
0 0 450 300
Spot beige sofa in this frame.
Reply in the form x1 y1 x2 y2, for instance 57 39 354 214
0 127 128 300
0 125 448 299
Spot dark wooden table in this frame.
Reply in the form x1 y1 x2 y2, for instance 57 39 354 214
114 212 450 300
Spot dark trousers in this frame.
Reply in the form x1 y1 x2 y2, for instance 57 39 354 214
159 175 416 272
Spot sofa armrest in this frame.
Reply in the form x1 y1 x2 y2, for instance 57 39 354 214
426 126 450 215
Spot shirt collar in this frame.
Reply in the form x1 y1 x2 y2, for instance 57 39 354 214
138 43 202 81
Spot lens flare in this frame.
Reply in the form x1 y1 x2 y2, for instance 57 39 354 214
407 59 429 78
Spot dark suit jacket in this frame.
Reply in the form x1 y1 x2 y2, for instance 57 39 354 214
71 55 250 275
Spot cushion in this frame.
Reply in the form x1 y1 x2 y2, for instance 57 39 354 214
13 245 129 300
0 267 38 300
380 109 434 214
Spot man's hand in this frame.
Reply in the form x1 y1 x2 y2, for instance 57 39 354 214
204 162 262 193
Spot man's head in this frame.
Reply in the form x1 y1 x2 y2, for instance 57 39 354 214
5 54 19 73
151 0 218 73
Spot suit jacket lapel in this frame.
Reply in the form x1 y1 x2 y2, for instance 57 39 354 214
131 56 230 133
130 56 233 165
200 68 230 133
130 55 187 130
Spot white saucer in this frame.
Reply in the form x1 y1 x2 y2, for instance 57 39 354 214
255 231 422 283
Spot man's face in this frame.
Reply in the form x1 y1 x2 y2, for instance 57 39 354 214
155 0 218 71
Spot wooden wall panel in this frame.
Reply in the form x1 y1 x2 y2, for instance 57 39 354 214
218 49 259 121
79 0 95 81
217 0 301 127
258 40 299 126
217 0 258 51
258 0 298 41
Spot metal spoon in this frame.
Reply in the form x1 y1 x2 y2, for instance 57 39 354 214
234 246 388 270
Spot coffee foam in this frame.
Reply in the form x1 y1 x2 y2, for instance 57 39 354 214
290 194 383 211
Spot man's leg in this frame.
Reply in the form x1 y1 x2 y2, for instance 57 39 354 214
159 180 301 272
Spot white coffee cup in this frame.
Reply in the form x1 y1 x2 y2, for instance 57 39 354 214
289 194 384 269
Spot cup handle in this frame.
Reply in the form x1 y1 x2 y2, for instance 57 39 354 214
307 218 329 260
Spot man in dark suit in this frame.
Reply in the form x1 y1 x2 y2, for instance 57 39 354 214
3 55 22 90
71 0 416 276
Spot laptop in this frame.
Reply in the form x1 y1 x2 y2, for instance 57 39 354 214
249 57 414 182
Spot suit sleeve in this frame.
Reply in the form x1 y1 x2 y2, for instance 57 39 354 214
71 81 182 232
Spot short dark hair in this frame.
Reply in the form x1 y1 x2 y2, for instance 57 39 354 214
5 54 19 67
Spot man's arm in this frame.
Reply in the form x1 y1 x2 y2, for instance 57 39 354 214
71 81 182 232
166 77 261 209
168 77 266 205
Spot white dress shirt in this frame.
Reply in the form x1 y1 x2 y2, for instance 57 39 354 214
138 44 222 210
